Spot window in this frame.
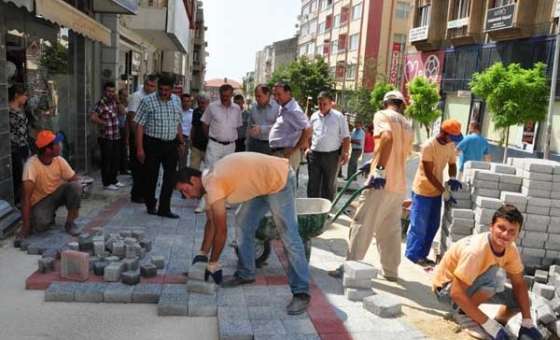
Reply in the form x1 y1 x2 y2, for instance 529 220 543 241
316 44 323 55
394 33 407 45
321 0 333 10
491 0 513 8
352 2 362 20
346 64 356 79
301 22 310 36
334 14 341 28
310 0 318 12
338 34 347 51
318 22 326 33
325 15 333 29
451 0 470 19
335 62 346 79
416 5 431 27
395 2 410 19
349 33 359 51
323 43 331 55
302 4 310 16
309 19 318 34
340 6 350 24
309 42 315 55
331 40 338 55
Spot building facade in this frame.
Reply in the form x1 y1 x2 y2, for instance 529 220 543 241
254 36 299 85
204 78 242 102
297 0 413 92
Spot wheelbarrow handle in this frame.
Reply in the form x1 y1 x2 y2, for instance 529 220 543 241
330 185 368 223
332 169 365 208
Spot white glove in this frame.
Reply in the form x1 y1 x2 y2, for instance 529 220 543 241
442 189 451 201
481 318 507 339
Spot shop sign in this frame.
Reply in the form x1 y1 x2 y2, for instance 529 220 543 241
403 50 445 97
485 4 515 32
447 17 469 30
389 43 403 86
409 26 429 42
131 51 141 76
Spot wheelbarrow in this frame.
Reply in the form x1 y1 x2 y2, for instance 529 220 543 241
251 198 331 266
329 161 372 223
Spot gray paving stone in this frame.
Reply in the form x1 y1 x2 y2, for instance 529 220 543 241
217 289 247 307
104 262 124 282
75 283 107 303
245 294 284 307
132 283 162 303
465 161 491 170
103 282 134 303
281 319 317 336
186 279 217 295
451 209 475 219
342 276 373 289
45 282 81 302
251 319 286 336
188 261 207 281
112 241 125 257
343 261 378 280
122 258 139 271
92 260 109 276
188 292 217 317
473 170 500 182
473 180 498 190
526 205 549 216
151 255 165 269
121 270 141 285
247 306 281 320
522 186 551 199
219 306 250 321
254 336 319 340
140 262 157 277
38 257 55 273
158 291 189 316
363 294 402 318
498 182 521 192
344 288 376 301
534 270 549 284
218 318 253 340
536 301 556 324
532 282 556 300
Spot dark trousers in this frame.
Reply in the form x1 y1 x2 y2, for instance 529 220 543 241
129 130 145 201
11 145 29 205
143 135 178 214
98 138 120 187
247 138 272 155
306 150 340 201
347 148 362 178
235 138 246 152
119 127 129 172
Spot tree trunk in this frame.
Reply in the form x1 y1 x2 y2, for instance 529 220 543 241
502 126 510 163
425 124 431 139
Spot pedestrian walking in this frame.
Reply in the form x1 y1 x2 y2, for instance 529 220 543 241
117 88 130 175
405 119 464 266
247 84 279 155
233 94 250 152
90 81 124 191
189 94 210 170
457 121 491 179
347 120 365 178
328 91 413 281
175 152 311 315
306 91 350 201
269 82 311 171
127 74 158 203
134 73 186 218
8 84 30 205
360 123 375 166
178 93 194 169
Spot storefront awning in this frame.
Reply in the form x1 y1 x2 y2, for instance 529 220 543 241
35 0 112 46
93 0 138 14
2 0 33 12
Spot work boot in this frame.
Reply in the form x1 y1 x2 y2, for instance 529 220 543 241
327 265 344 278
221 274 255 288
65 222 81 236
286 293 310 315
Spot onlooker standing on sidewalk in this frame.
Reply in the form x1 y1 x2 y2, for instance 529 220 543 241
247 84 278 155
201 84 242 168
328 91 413 281
233 94 250 152
360 123 375 166
456 121 491 179
178 93 194 169
347 120 364 178
127 74 157 203
190 94 210 170
306 91 350 201
90 82 124 191
134 73 186 218
9 84 30 205
117 88 130 175
269 82 311 171
405 119 463 266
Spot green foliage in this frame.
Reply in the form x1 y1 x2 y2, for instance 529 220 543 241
370 82 395 111
268 56 334 108
470 62 548 129
405 76 441 136
40 41 68 74
344 88 375 124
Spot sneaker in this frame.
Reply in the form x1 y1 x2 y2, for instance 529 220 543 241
327 265 344 278
287 293 310 315
221 274 256 288
205 268 223 285
104 184 119 191
115 182 126 188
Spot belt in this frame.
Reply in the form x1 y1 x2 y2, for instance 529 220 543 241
210 137 234 145
270 147 288 153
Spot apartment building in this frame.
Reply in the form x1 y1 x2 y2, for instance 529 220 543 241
406 0 560 156
297 0 413 93
254 36 298 85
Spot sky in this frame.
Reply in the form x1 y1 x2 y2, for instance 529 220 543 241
203 0 301 83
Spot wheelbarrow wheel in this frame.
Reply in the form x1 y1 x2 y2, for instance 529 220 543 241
255 239 271 267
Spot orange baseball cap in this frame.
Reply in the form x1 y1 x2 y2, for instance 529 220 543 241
441 119 462 136
35 130 64 149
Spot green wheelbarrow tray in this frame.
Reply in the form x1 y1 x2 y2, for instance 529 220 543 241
255 198 332 241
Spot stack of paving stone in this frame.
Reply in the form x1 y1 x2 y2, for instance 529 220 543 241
0 200 21 239
186 260 217 295
449 208 475 242
342 261 377 301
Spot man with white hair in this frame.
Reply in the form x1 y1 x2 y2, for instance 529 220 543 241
329 90 413 281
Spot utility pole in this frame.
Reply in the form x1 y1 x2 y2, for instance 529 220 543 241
544 23 560 159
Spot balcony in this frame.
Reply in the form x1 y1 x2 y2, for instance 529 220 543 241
409 3 448 51
445 0 485 46
485 1 537 41
127 0 191 53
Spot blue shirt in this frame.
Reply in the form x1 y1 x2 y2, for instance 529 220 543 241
351 128 365 150
457 133 489 171
269 99 310 148
309 109 350 152
249 100 280 141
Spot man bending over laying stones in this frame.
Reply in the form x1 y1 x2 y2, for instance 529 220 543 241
432 204 542 340
175 152 311 315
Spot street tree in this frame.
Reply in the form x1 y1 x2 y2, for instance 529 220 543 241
405 76 441 137
470 62 548 161
370 82 396 111
269 56 334 109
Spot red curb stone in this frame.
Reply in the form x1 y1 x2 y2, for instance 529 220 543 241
26 270 105 290
311 319 348 335
254 276 267 285
163 275 186 284
319 333 353 340
265 276 289 285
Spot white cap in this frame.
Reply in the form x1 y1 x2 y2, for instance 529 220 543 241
383 90 405 102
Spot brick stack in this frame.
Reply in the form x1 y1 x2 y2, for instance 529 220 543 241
186 261 217 296
342 261 377 302
449 209 475 242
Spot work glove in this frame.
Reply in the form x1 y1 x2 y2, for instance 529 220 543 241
366 166 386 190
358 161 372 175
447 177 463 192
481 319 508 340
442 189 457 205
518 319 543 340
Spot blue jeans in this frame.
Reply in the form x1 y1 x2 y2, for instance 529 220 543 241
235 170 310 295
405 192 442 262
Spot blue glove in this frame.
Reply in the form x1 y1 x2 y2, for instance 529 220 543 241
518 325 543 340
366 166 386 190
358 161 371 175
482 319 508 340
447 178 463 192
442 190 457 205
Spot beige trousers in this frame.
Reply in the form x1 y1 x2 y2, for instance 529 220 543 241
347 189 405 278
190 146 205 171
272 148 302 171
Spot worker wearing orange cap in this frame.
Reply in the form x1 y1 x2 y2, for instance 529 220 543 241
15 130 82 242
405 119 464 266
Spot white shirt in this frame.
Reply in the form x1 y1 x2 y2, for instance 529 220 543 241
181 108 193 136
309 109 350 152
201 100 242 142
127 88 149 113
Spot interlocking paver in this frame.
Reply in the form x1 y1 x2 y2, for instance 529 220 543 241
132 283 162 303
75 283 107 303
188 292 217 317
103 282 134 303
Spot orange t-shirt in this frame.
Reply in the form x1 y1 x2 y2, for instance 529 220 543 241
432 232 524 290
412 137 457 197
22 155 76 206
202 152 289 206
371 109 413 194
